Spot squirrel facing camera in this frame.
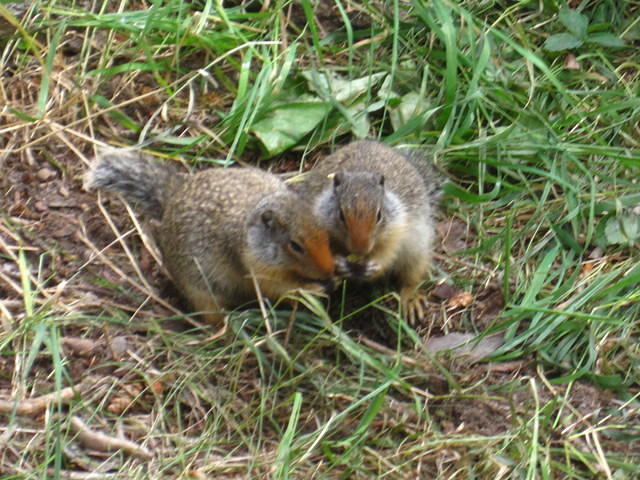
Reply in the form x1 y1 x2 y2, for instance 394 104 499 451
330 170 387 257
292 140 439 325
85 149 336 327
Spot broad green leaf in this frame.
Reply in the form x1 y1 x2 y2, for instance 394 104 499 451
301 70 386 104
521 245 560 306
251 100 330 156
558 8 588 38
621 213 640 241
544 33 583 52
604 213 640 245
274 392 302 479
341 100 371 138
587 32 626 47
604 217 626 245
388 91 432 131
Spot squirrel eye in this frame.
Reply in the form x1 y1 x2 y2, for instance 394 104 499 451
376 209 383 223
289 240 305 254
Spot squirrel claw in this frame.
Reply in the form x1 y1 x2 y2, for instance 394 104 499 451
401 289 430 326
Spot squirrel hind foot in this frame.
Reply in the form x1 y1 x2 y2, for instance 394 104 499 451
400 287 430 326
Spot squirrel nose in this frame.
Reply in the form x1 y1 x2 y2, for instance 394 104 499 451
348 233 374 256
304 233 335 277
345 215 375 256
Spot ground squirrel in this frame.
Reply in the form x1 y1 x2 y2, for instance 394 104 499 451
85 149 336 325
293 140 437 324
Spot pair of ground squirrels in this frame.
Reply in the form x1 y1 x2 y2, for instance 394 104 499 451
85 140 437 325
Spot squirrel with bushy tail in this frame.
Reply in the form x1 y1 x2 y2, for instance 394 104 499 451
85 148 337 325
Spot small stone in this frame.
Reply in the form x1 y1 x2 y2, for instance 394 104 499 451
36 167 56 181
589 247 604 260
34 201 48 212
110 336 130 360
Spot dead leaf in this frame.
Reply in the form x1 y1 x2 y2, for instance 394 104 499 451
581 260 595 277
447 291 473 309
150 380 164 394
425 332 504 362
564 53 581 70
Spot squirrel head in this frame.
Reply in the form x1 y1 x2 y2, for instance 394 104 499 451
320 171 386 257
245 193 335 282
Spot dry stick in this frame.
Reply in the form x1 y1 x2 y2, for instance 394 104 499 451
69 416 152 460
539 365 613 480
0 221 28 243
94 197 180 321
0 298 14 330
0 379 92 416
284 300 298 347
122 201 164 269
249 267 272 335
49 121 94 168
46 471 119 480
0 269 22 298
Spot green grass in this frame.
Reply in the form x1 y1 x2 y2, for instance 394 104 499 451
1 0 639 478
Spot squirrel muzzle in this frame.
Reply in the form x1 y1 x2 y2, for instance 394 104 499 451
345 214 375 256
304 231 335 278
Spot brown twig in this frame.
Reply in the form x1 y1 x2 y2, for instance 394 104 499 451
69 416 153 460
0 379 92 416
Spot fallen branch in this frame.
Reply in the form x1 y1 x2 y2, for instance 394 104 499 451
69 416 153 460
47 471 120 480
0 380 92 416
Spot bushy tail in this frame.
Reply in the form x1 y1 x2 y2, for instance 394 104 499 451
84 148 184 219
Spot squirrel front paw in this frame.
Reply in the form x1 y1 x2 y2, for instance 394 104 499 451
336 256 381 279
300 277 337 296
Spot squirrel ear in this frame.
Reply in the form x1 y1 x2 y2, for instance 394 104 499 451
261 210 276 228
333 172 342 188
378 174 385 187
261 209 285 232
